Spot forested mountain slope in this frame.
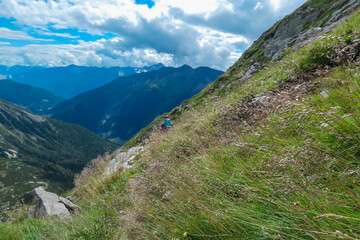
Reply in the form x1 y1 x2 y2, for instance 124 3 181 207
0 79 63 114
0 99 117 218
49 65 223 144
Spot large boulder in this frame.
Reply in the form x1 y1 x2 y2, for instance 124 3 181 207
28 187 78 219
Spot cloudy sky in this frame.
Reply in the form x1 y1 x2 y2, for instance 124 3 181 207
0 0 307 70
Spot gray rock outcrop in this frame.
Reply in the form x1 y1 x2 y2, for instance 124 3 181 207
264 0 360 61
104 146 143 176
241 0 360 77
28 187 79 219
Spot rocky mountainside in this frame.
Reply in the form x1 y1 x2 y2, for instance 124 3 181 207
0 79 63 114
49 65 223 144
9 63 164 99
1 0 360 239
226 0 359 79
0 99 117 217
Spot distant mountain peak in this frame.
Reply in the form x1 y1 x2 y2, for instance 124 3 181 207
179 64 193 69
149 63 165 68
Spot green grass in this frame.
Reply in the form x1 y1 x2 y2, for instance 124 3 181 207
124 65 360 239
1 5 360 240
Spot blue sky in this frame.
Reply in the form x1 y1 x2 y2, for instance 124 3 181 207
0 0 307 70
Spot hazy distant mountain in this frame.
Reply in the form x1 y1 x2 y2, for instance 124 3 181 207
0 65 44 79
8 64 165 98
49 65 223 144
0 99 117 210
0 79 63 114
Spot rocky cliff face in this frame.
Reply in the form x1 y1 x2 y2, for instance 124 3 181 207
263 0 359 60
228 0 360 78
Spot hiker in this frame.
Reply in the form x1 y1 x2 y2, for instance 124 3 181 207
163 116 173 131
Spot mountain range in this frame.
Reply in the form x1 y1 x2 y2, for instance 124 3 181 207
49 65 223 144
0 65 43 80
3 63 164 99
0 79 63 114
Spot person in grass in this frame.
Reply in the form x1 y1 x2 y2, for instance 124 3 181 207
162 116 173 131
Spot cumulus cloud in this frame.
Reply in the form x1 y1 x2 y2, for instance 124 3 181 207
36 30 79 39
0 40 174 67
0 27 53 41
0 0 307 70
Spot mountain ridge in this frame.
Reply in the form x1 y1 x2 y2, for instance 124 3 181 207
0 79 63 114
6 63 165 99
49 65 223 144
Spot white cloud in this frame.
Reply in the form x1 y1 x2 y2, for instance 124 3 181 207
0 0 308 70
0 29 248 70
36 30 79 39
0 27 53 41
0 40 174 68
155 0 233 15
254 2 263 10
0 41 10 45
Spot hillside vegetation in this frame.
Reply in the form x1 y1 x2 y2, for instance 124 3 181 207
1 1 360 239
0 80 63 114
0 100 117 219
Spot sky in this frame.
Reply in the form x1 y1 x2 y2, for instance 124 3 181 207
0 0 307 71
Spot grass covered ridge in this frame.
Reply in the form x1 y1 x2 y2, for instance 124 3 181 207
1 7 360 240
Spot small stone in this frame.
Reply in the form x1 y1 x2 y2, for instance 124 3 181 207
59 196 80 212
320 91 329 98
162 191 173 201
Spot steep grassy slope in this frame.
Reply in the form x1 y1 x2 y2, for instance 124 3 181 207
0 99 117 219
49 65 223 144
0 80 63 114
1 1 360 239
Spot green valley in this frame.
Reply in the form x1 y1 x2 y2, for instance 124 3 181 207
0 99 117 219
